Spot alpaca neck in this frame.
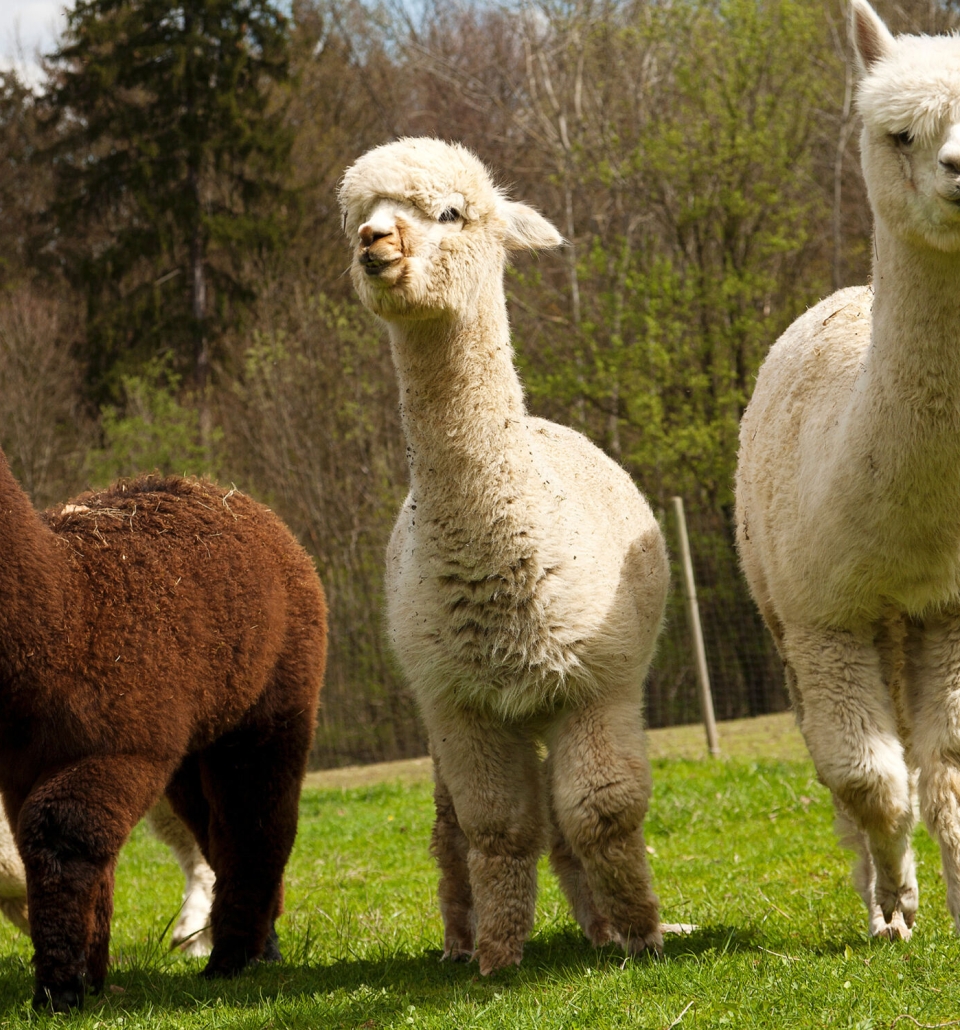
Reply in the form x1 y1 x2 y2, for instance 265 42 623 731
853 221 960 460
387 282 536 576
823 220 960 581
0 455 67 676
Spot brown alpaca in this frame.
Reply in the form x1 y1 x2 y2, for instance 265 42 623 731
0 452 326 1012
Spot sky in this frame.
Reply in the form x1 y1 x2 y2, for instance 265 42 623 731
0 0 67 83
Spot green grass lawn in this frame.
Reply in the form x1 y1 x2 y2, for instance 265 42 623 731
2 717 960 1027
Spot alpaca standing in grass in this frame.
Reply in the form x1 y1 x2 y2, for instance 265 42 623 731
339 138 669 973
0 457 327 1010
0 796 214 955
736 0 960 940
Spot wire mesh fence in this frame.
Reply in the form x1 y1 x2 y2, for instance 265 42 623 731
647 503 788 732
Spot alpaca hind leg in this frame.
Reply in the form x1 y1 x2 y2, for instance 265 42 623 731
544 753 614 947
904 615 960 934
196 717 311 979
548 697 660 956
430 757 474 960
785 626 915 938
145 796 214 955
18 755 172 1011
425 702 545 975
0 807 28 933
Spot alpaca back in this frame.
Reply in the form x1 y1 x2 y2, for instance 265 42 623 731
1 475 326 780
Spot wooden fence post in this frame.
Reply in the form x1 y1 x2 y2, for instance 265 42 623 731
671 496 721 757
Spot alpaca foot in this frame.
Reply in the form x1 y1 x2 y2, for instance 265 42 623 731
476 937 524 975
261 927 282 964
660 923 699 935
873 909 912 941
171 926 213 956
201 936 279 979
619 924 664 957
32 976 85 1014
584 916 617 947
441 935 474 962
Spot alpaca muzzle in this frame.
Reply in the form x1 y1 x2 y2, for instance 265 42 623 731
358 223 403 276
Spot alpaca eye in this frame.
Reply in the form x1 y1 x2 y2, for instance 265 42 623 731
894 130 915 148
438 208 461 224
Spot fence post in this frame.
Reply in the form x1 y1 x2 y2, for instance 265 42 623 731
671 496 721 757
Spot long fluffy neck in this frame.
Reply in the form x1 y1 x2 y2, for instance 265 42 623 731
824 220 960 567
387 279 536 577
0 453 68 677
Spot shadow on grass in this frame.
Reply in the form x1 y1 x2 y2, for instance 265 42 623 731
0 923 775 1022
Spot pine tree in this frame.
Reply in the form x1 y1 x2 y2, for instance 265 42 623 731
41 0 294 405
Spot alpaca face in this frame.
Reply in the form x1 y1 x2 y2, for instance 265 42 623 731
854 1 960 252
338 138 562 322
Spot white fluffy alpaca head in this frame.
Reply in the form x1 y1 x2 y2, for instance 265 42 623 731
853 0 960 252
338 137 563 320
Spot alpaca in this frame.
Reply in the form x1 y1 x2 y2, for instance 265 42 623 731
0 797 214 955
0 456 327 1010
735 0 960 940
339 138 669 973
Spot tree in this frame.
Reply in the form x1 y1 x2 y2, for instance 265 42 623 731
40 0 295 413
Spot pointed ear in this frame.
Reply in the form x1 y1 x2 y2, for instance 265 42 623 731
501 201 564 252
852 0 895 74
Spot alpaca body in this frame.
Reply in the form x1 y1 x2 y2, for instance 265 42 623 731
0 462 326 1009
340 138 668 974
0 796 214 954
736 1 960 939
389 411 665 721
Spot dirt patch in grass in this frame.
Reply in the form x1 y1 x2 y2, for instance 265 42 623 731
302 710 807 792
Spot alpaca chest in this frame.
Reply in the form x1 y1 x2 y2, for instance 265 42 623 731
385 520 636 718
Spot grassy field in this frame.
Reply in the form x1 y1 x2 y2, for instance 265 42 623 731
2 713 959 1028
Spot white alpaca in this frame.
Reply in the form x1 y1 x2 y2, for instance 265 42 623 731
339 138 669 973
0 800 213 955
736 0 960 940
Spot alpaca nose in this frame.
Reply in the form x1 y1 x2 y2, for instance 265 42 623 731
359 223 392 247
939 126 960 178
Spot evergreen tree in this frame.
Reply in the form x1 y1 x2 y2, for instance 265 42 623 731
41 0 295 405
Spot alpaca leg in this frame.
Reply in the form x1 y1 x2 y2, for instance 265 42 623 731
429 757 474 961
784 626 915 938
0 806 28 933
833 798 903 937
86 860 116 993
425 703 545 975
145 797 214 955
17 755 171 1011
547 697 660 956
544 752 614 947
903 615 960 934
193 718 311 979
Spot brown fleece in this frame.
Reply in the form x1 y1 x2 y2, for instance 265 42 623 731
0 454 326 1011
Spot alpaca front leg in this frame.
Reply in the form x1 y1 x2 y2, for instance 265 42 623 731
430 757 474 960
17 755 171 1011
904 615 960 935
548 698 661 956
426 706 546 975
785 626 915 938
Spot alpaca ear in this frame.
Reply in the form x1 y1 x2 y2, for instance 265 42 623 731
852 0 895 73
502 201 564 252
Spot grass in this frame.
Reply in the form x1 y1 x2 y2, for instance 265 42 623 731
1 714 958 1028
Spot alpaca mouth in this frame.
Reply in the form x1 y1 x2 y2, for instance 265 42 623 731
359 252 400 277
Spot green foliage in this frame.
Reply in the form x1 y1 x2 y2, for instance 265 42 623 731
41 0 296 400
2 752 960 1027
87 354 221 483
512 0 836 511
